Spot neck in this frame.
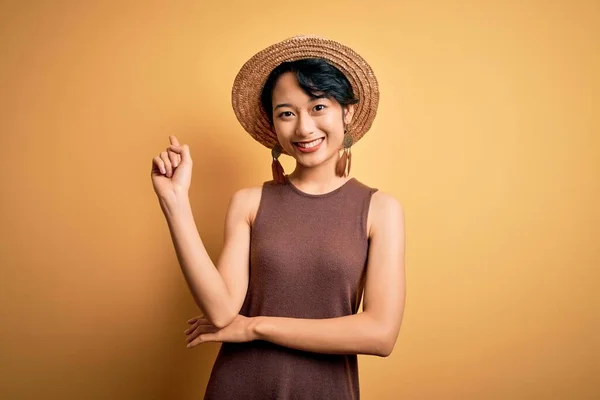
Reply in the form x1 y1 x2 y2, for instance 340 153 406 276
287 152 351 194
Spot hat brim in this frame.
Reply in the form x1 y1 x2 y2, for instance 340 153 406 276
231 35 379 154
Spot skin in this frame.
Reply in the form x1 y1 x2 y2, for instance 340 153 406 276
151 72 406 357
270 71 354 191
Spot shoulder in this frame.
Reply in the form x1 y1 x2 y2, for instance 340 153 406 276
368 190 405 237
231 185 263 203
229 184 265 225
371 191 403 214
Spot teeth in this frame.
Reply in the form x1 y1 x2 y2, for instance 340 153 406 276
297 138 323 148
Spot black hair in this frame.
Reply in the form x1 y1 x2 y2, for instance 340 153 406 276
260 58 359 126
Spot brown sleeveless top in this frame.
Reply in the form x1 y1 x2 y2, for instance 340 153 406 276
204 177 378 400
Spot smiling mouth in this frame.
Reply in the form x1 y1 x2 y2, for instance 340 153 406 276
294 138 324 149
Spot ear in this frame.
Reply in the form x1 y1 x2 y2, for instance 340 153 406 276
343 104 355 125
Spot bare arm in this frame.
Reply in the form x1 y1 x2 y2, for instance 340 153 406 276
251 192 406 356
160 187 259 328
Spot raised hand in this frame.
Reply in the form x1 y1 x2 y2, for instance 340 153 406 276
151 136 193 200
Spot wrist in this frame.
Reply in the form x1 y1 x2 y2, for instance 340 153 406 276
158 191 191 214
251 316 268 341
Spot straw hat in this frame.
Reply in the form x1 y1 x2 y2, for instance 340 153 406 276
231 35 379 153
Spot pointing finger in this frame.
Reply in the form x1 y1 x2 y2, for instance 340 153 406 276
170 135 180 147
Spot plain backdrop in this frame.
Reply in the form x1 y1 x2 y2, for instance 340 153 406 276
1 0 598 399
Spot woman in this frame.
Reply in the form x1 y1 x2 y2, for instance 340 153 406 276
151 35 406 400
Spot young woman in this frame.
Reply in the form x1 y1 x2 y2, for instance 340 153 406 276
151 35 406 400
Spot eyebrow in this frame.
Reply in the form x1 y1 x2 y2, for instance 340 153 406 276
273 103 292 111
273 95 329 111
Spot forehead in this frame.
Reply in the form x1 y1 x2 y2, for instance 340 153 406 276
271 72 328 102
272 72 305 98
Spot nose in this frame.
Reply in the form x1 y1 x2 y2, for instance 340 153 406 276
295 111 316 138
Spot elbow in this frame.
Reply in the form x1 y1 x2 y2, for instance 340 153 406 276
373 328 398 358
206 304 237 329
211 313 235 329
375 340 395 357
374 339 395 357
191 290 239 329
195 302 236 329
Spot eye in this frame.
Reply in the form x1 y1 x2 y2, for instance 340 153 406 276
278 111 294 119
314 104 327 112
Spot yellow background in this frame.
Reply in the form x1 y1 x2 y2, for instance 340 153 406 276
1 0 598 399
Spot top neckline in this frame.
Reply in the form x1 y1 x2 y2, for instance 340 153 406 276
284 176 356 198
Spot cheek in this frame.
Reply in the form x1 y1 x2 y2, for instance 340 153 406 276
318 113 344 134
273 120 291 135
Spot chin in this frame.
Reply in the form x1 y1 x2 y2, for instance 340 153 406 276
295 151 337 168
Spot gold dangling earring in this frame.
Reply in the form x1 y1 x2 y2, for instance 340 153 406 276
336 130 353 177
271 144 286 184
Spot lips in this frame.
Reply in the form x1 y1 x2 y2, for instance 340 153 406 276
295 138 324 148
294 137 324 153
